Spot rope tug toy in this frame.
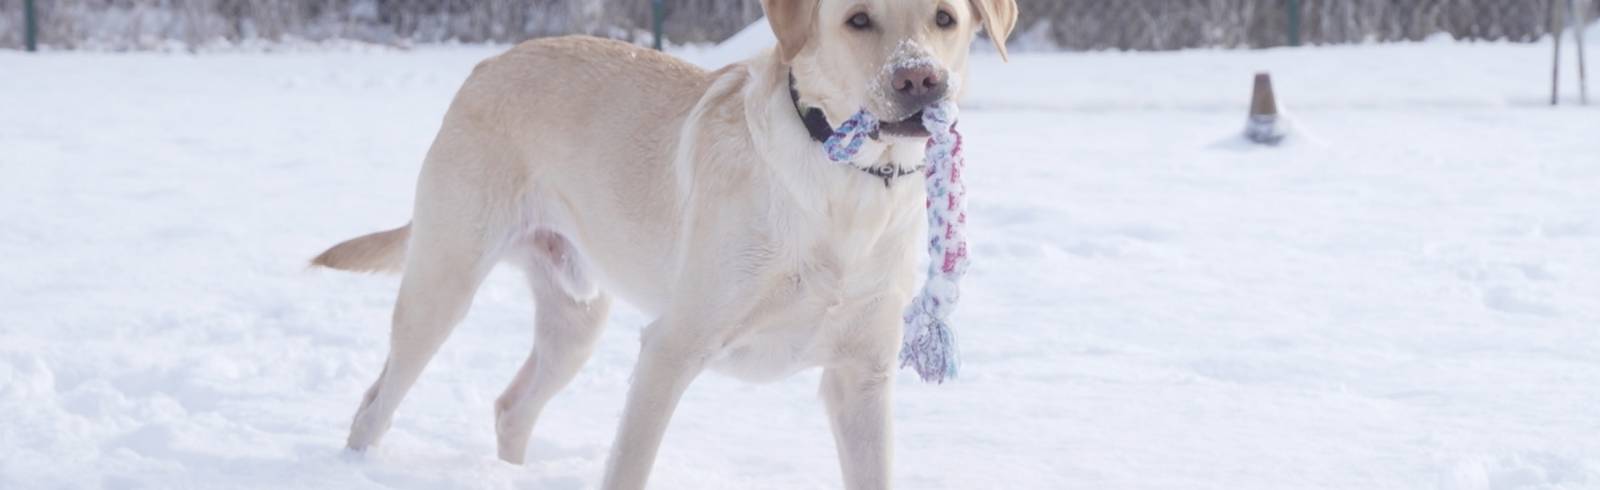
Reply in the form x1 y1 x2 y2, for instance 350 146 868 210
821 102 968 384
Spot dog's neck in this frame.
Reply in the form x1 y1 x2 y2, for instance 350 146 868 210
786 71 923 187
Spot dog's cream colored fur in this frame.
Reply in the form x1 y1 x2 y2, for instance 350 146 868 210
312 1 1015 488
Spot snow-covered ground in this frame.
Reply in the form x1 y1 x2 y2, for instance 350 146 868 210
3 36 1599 489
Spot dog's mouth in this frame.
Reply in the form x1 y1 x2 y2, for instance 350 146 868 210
878 110 929 138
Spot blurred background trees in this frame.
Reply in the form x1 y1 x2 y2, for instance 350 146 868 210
0 0 1592 51
1024 0 1560 50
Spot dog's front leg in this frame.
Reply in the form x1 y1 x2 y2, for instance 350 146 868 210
600 317 712 490
821 357 896 490
821 302 903 490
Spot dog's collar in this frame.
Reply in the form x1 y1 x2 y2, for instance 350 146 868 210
789 72 922 187
788 72 842 144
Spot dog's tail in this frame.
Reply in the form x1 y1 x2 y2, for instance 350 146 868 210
311 223 410 273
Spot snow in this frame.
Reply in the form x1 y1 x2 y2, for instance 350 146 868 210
676 17 776 70
3 39 1599 489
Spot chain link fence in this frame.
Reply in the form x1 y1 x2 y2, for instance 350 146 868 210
1024 0 1586 50
0 0 1594 51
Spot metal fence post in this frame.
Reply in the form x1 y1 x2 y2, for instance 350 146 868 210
652 0 665 51
1552 0 1565 105
24 0 38 52
1287 0 1302 47
1573 0 1589 105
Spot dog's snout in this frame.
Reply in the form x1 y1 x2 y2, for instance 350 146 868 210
891 65 948 105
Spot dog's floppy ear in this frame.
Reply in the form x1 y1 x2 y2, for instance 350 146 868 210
762 0 818 63
970 0 1019 62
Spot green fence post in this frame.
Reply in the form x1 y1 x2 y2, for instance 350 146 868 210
24 0 38 52
1287 0 1302 47
652 0 665 51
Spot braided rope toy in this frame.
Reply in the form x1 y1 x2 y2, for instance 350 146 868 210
821 102 968 383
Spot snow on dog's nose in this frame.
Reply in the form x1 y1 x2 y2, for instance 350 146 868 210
874 41 951 123
872 41 953 137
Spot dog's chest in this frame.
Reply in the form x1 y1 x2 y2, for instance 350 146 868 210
710 270 899 382
708 185 925 381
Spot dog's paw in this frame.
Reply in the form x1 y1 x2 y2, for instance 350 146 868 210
345 415 390 451
339 446 369 459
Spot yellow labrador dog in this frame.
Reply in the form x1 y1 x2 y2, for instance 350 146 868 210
312 0 1014 487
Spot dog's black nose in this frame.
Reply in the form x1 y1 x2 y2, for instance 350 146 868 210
891 65 947 102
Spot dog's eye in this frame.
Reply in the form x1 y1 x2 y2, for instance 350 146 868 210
847 12 873 31
935 10 956 29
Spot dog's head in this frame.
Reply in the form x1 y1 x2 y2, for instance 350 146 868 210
766 0 1017 138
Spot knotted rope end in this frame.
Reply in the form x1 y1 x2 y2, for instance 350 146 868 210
901 305 961 383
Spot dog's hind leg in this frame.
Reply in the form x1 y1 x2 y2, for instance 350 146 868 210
346 219 508 451
495 231 611 464
600 311 715 490
346 145 519 451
